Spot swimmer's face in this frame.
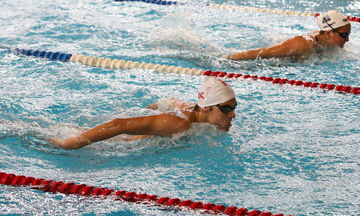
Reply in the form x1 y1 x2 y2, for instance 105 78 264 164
326 24 351 48
206 98 237 131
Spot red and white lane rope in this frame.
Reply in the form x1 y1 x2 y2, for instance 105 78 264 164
202 70 360 95
0 172 292 216
68 54 360 95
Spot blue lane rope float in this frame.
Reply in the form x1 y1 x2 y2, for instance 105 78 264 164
113 0 179 6
13 48 72 62
6 46 360 95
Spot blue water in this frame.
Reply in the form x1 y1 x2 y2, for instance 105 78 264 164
1 0 359 215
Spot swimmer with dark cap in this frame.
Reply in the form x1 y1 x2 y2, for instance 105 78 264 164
227 10 351 60
49 77 237 149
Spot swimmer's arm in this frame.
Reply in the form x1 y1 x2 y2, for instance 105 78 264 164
106 134 152 142
49 114 191 150
227 36 313 60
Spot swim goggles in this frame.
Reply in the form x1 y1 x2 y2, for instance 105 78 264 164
216 103 237 114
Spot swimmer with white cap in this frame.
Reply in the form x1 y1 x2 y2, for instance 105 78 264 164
49 77 237 150
227 10 351 61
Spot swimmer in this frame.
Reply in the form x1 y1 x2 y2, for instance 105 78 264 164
49 77 237 150
227 10 351 61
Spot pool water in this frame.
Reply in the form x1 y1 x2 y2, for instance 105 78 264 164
0 0 359 215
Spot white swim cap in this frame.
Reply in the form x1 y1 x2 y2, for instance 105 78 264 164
197 77 235 108
317 10 349 31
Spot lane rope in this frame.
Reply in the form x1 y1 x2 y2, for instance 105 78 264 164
113 0 360 22
8 47 360 96
0 172 292 216
0 45 11 50
13 48 72 62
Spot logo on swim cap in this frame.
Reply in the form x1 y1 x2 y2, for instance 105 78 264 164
197 77 235 108
317 10 349 31
198 92 205 100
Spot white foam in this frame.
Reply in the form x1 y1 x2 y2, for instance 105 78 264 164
149 12 226 58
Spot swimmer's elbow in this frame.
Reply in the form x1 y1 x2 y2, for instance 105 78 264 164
109 118 128 131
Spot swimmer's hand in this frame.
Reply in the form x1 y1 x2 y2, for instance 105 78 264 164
48 135 89 150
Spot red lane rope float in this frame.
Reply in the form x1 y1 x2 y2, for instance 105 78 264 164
203 70 360 95
0 172 293 216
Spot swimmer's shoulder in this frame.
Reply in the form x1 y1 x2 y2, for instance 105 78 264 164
152 97 195 112
291 34 316 45
290 33 323 60
283 33 318 56
301 32 320 44
173 100 195 110
150 112 193 135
